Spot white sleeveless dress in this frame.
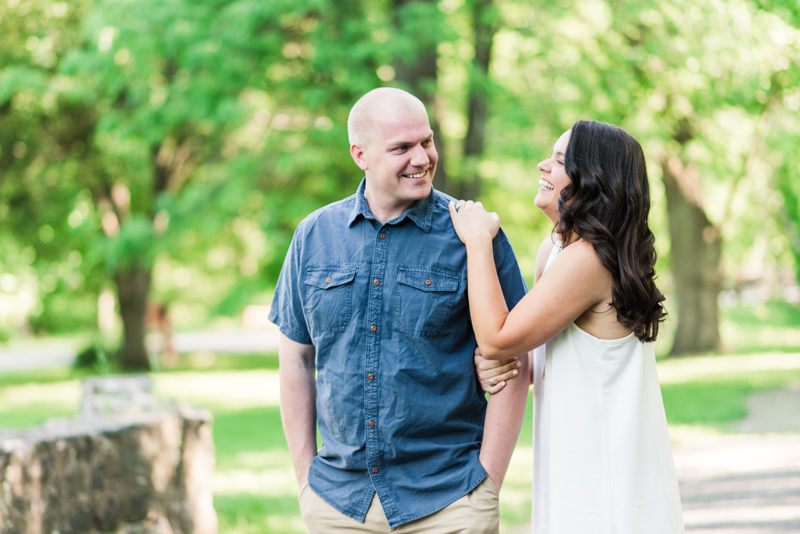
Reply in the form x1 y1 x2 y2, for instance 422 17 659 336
532 241 684 533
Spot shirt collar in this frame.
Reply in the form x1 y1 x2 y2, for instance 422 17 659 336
347 178 434 233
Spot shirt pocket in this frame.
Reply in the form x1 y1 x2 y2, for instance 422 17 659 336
304 265 358 332
395 266 459 336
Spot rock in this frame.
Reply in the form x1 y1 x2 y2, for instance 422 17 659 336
0 377 216 534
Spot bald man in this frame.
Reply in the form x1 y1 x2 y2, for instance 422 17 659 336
269 88 529 533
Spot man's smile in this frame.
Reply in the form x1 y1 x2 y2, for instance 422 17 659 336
402 170 428 179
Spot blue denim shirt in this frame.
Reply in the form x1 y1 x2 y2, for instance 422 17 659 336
269 179 527 528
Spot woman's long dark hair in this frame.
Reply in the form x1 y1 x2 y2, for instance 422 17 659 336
558 120 666 342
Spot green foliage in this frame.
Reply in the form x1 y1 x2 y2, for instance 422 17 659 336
2 0 800 340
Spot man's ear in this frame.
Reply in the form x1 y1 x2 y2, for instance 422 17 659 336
350 144 369 171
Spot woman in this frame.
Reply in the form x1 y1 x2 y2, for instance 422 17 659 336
449 121 684 533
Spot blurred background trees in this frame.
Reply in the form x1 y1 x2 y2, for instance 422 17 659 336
1 0 799 368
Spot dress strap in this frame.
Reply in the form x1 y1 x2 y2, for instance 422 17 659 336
543 236 562 273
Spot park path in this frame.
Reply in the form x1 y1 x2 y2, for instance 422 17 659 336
0 329 282 371
674 387 800 533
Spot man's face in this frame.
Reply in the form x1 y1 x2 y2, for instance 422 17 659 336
354 106 438 212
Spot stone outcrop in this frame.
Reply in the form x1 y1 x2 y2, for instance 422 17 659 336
0 376 217 534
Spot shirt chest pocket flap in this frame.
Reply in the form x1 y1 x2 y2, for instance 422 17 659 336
305 266 358 331
395 266 459 336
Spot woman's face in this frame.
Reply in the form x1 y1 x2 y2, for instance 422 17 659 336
534 129 572 224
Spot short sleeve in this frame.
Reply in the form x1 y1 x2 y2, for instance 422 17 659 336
268 226 313 345
492 229 529 310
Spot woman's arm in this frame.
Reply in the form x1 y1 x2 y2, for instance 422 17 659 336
473 235 555 392
450 201 610 360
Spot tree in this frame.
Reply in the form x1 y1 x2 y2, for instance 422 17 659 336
480 0 800 354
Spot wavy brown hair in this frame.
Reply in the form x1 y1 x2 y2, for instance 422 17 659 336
557 120 666 342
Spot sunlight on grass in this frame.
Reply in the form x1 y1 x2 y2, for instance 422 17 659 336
0 379 81 427
657 353 800 384
214 450 295 497
0 380 81 408
153 370 279 411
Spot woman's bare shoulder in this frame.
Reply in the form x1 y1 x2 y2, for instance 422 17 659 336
559 238 610 278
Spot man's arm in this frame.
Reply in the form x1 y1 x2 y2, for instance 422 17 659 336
279 333 317 487
479 350 529 490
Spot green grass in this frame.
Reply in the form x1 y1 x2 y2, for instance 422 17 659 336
720 301 800 354
1 301 799 532
661 365 800 428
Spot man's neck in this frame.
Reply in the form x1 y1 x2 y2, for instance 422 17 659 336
364 187 414 224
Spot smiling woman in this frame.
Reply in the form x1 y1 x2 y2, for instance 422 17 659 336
450 120 683 534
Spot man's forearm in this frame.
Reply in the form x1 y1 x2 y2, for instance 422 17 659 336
479 351 530 490
279 340 318 486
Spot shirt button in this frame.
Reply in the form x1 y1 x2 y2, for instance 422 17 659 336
425 279 432 286
372 467 379 474
370 325 377 332
368 373 374 380
368 421 375 428
373 279 380 286
380 233 386 239
326 277 332 284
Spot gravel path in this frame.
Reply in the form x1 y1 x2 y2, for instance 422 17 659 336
0 330 282 372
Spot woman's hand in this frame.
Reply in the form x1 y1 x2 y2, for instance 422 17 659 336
448 200 501 245
474 347 522 394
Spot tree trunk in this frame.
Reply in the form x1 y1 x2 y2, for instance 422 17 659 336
115 267 152 370
391 0 451 196
661 156 721 355
460 0 498 201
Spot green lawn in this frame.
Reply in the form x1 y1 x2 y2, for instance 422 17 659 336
1 301 799 533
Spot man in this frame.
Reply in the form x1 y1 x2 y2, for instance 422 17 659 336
269 87 529 533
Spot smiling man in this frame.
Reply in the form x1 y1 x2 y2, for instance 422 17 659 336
269 88 529 533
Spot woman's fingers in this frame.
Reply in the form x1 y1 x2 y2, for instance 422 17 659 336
477 357 519 374
484 380 506 395
475 352 520 394
476 357 520 383
474 352 495 366
491 367 521 384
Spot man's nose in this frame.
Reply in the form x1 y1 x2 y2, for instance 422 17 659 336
410 144 430 166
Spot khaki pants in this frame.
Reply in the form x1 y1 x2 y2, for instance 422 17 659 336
298 477 500 534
